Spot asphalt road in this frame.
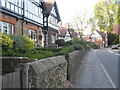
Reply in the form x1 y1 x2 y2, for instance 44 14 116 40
74 48 119 88
96 48 118 88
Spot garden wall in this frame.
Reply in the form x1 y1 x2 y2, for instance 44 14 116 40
1 50 90 88
65 50 89 84
27 56 67 88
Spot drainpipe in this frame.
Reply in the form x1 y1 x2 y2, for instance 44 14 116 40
21 1 25 35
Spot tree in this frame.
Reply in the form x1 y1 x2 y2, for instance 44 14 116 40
108 33 119 45
90 0 119 32
70 11 89 40
88 0 120 45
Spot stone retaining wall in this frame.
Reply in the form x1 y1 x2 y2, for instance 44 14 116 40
27 56 67 88
65 50 89 84
1 50 89 88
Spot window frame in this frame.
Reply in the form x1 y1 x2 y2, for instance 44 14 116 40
0 21 14 35
28 29 37 41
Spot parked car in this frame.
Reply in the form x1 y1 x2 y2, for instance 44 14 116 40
111 45 118 49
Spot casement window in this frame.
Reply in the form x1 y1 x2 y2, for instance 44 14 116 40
28 29 37 41
24 0 42 23
0 21 14 35
49 16 57 26
1 0 23 14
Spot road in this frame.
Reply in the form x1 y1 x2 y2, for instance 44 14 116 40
74 48 119 88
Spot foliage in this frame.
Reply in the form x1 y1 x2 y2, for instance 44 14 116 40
72 44 84 50
70 11 90 39
10 35 35 50
24 36 35 50
64 40 73 46
90 0 119 33
108 33 119 45
36 48 62 52
72 38 81 44
0 32 13 50
59 46 75 55
2 49 57 59
1 34 100 59
55 39 65 47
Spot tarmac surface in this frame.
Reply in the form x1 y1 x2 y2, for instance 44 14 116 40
73 49 118 88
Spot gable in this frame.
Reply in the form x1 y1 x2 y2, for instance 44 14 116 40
52 2 61 22
90 31 101 39
66 31 71 37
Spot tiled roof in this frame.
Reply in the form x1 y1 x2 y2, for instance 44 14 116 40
44 0 55 15
72 31 78 38
59 27 68 37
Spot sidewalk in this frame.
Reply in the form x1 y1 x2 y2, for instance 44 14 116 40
73 50 113 88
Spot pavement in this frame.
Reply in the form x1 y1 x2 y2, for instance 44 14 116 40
73 49 116 88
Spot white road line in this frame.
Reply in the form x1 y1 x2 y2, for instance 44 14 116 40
116 53 120 56
100 62 116 88
108 50 120 56
108 50 114 53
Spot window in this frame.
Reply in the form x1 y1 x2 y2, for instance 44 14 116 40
24 0 42 23
49 16 57 26
0 21 14 35
28 29 37 41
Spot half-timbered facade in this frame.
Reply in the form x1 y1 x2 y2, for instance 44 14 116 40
0 0 61 47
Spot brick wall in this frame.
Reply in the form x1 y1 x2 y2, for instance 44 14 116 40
0 12 43 47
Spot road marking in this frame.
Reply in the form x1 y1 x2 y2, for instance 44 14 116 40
116 53 120 56
108 49 120 56
108 50 114 53
100 61 116 88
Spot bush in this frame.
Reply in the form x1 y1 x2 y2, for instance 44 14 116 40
86 42 100 49
72 38 81 44
72 44 84 50
10 35 35 51
64 40 73 46
24 36 35 50
55 39 65 47
0 32 13 51
59 46 75 55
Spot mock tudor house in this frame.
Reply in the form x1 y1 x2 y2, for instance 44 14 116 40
89 30 107 47
0 0 61 47
58 23 72 41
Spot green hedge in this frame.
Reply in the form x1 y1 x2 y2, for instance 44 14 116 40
1 34 100 59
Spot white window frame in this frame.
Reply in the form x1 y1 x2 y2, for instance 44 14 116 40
28 29 37 41
0 21 14 35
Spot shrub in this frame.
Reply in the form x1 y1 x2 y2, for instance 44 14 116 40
86 42 100 49
59 46 75 55
64 40 73 46
72 44 84 50
24 36 35 50
72 38 81 44
0 32 13 51
55 39 65 47
10 35 35 51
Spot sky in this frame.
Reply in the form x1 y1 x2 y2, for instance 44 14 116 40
56 0 99 35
